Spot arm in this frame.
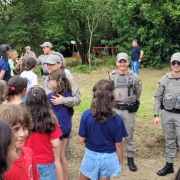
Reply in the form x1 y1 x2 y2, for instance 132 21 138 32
31 52 37 59
139 49 144 62
36 55 42 66
0 70 6 79
51 138 61 148
52 143 64 180
153 79 165 126
134 75 142 100
78 135 86 143
115 142 124 168
13 56 24 71
50 77 81 107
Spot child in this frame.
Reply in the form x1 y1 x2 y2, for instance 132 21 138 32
78 80 128 180
0 120 16 180
0 80 6 104
0 104 40 180
9 49 24 75
3 75 28 105
25 87 63 180
47 69 73 180
20 57 38 101
0 44 11 82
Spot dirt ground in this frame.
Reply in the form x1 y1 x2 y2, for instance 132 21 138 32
68 67 180 180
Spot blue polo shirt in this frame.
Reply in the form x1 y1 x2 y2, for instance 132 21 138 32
0 58 11 82
131 45 142 61
78 109 128 153
47 91 72 134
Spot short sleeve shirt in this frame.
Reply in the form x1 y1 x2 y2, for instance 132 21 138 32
0 58 11 82
131 45 142 61
8 59 14 76
20 71 38 91
25 123 62 164
78 109 128 153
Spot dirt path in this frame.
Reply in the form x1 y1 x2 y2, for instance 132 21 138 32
68 67 180 180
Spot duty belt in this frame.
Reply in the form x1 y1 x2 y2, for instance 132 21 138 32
43 72 49 76
164 108 180 114
114 104 129 110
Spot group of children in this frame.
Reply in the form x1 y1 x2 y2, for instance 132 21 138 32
0 67 73 180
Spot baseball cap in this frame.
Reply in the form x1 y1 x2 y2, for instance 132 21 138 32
44 54 63 65
25 46 31 49
40 42 53 48
171 53 180 62
116 53 128 61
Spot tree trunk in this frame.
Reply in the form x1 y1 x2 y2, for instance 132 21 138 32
76 38 89 65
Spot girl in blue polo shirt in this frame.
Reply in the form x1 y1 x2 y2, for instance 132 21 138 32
78 80 128 180
0 44 11 82
47 69 73 180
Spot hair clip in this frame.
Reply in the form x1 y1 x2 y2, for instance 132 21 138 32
11 86 15 91
59 78 62 81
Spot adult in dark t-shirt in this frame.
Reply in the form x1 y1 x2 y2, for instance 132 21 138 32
131 40 144 75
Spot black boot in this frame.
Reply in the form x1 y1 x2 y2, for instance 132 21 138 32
127 157 137 171
157 162 174 176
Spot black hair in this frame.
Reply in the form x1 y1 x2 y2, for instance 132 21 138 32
0 44 11 61
90 79 115 123
26 87 57 133
24 57 37 71
0 120 12 178
6 76 28 102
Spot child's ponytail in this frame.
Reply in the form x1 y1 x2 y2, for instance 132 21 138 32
6 76 28 102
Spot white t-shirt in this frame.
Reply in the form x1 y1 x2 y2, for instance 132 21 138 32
20 70 38 91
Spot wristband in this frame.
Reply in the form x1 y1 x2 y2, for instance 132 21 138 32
139 58 142 59
154 115 159 117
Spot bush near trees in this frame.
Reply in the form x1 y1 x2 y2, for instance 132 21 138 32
0 0 180 68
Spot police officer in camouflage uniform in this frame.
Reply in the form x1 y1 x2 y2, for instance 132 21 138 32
108 53 142 171
154 53 180 176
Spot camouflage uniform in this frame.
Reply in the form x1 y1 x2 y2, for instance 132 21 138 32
109 69 142 157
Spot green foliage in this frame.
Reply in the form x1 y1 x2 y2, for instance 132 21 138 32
69 64 97 73
104 56 116 67
0 0 180 69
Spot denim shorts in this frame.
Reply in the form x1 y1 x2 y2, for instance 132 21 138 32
37 163 56 180
80 148 121 180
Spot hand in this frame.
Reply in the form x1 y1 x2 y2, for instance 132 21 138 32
50 94 63 105
154 116 160 126
20 55 24 61
139 58 141 62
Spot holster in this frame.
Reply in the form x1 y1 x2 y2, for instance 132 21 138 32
128 100 140 113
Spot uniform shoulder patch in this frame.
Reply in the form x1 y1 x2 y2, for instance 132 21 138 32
157 82 160 88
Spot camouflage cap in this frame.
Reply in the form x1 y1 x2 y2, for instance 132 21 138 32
43 54 63 65
116 53 128 61
171 53 180 62
25 46 31 49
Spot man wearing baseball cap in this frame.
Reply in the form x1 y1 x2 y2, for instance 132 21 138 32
24 46 37 59
107 52 142 172
154 53 180 176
